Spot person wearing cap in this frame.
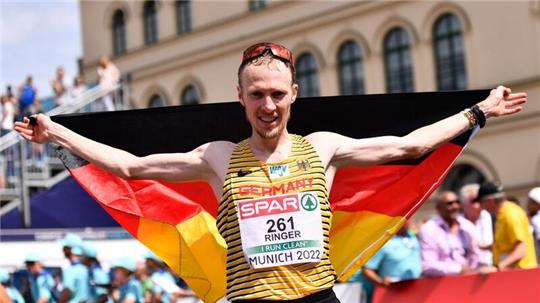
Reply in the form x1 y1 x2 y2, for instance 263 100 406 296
0 268 24 303
14 41 527 301
134 261 154 302
459 183 494 266
144 252 174 303
59 246 90 303
58 233 83 264
527 187 540 263
81 242 110 303
144 251 191 303
24 252 55 303
479 181 537 270
419 191 485 276
111 257 143 303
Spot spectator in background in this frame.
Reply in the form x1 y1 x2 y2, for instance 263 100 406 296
460 183 494 266
0 268 24 303
145 251 176 303
17 76 38 121
526 187 540 264
360 221 422 302
97 56 120 111
134 260 154 303
479 181 537 270
81 242 110 303
50 66 67 107
1 95 16 184
419 191 486 276
59 246 89 303
58 233 83 265
1 94 15 135
111 257 143 303
24 252 55 303
69 76 87 103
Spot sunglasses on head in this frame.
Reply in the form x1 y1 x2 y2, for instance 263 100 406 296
241 42 294 66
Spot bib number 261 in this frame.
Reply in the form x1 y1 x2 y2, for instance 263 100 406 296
266 217 295 233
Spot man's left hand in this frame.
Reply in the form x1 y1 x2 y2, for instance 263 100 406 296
478 85 527 119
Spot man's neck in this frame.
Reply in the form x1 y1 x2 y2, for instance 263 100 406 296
249 131 291 162
441 216 459 229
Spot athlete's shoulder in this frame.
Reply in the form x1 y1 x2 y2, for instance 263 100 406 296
207 140 237 150
305 131 342 152
305 131 341 143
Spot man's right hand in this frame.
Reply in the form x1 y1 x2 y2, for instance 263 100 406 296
381 276 396 286
14 114 52 144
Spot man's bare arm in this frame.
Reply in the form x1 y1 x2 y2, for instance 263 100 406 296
14 114 232 183
498 241 526 270
308 86 526 168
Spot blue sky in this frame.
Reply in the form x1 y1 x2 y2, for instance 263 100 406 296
1 0 81 98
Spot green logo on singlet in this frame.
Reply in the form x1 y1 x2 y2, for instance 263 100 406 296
300 193 318 211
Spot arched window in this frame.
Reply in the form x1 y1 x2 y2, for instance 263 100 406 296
440 164 486 193
148 94 166 108
143 0 158 45
384 27 415 93
112 10 126 55
296 53 320 98
249 0 266 11
181 85 200 105
176 0 192 34
338 41 365 95
434 13 467 90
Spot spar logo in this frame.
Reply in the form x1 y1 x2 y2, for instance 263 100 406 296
238 194 300 219
300 193 318 211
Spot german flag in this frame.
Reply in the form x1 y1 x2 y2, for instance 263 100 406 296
53 90 488 302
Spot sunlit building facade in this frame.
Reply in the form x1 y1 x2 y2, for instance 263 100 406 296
79 0 540 215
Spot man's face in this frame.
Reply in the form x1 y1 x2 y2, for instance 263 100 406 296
62 246 71 259
436 191 461 222
462 201 482 222
237 60 298 140
25 262 39 275
113 268 130 286
145 259 159 272
527 198 540 216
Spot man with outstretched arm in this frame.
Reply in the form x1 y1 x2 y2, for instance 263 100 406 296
15 42 526 302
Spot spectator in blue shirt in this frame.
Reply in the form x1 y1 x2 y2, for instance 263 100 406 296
112 257 142 303
59 247 89 303
58 233 83 264
357 221 422 302
25 253 55 303
144 252 176 303
81 242 110 303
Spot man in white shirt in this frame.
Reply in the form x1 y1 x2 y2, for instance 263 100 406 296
460 183 494 266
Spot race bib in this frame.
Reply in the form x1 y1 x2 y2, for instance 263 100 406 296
237 191 324 269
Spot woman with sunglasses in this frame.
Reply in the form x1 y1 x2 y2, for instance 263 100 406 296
15 42 526 303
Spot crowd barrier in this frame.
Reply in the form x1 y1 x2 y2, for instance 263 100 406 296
373 267 540 303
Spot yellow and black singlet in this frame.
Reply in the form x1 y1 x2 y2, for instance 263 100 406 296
217 134 336 301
